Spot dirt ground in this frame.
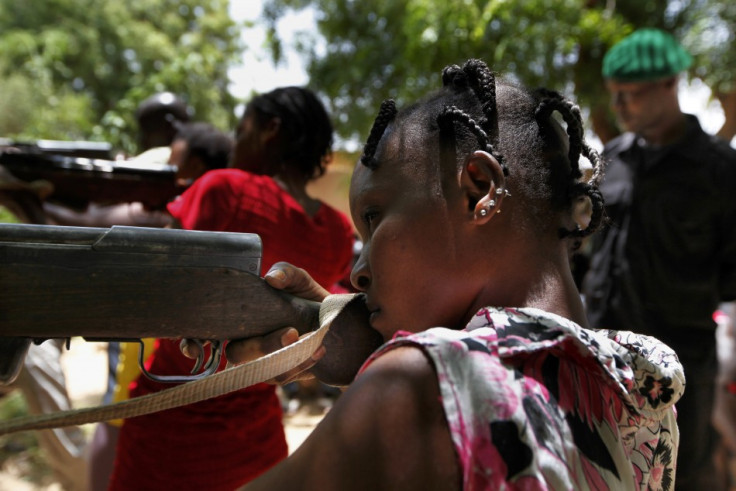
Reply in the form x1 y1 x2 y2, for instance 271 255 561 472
0 339 325 490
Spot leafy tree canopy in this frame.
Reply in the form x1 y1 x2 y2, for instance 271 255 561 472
262 0 735 144
0 0 243 155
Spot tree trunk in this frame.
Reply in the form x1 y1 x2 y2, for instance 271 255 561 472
716 90 736 143
590 103 620 146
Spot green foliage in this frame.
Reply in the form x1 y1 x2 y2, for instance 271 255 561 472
681 0 736 93
0 391 53 486
0 0 244 155
262 0 733 143
0 206 24 224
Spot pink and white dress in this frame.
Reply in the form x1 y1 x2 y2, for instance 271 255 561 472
362 307 683 490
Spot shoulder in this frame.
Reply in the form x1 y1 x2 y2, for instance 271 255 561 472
130 146 171 166
168 170 254 229
704 134 736 166
683 115 736 166
190 169 282 203
355 345 439 397
338 346 445 435
177 169 247 209
280 346 460 490
690 131 736 196
195 168 251 189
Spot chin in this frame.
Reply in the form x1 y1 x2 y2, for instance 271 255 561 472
369 314 389 340
369 313 399 342
616 118 636 134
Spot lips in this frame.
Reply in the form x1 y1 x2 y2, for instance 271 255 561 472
364 300 381 326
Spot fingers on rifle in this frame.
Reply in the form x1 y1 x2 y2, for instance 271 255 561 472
180 338 204 360
264 264 289 287
225 327 299 365
265 262 329 301
222 326 325 385
281 327 300 346
273 345 326 385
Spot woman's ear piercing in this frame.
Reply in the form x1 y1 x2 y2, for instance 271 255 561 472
479 199 497 218
495 188 512 197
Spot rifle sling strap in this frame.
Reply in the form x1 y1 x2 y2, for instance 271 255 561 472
0 293 358 436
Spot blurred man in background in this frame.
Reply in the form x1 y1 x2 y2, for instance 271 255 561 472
582 28 736 489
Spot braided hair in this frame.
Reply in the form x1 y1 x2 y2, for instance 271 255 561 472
359 59 606 242
247 86 334 180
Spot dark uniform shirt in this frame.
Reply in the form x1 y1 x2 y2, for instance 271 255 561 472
582 115 736 361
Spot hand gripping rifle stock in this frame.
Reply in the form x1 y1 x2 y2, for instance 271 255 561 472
0 224 382 387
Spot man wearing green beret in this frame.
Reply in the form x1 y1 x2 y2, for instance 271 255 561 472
582 28 736 489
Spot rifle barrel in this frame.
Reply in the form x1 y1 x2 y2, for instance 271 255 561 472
0 151 181 208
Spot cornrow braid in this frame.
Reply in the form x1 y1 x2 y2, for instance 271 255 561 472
437 105 498 160
441 64 466 88
459 59 497 128
569 142 607 241
531 89 607 242
357 58 607 245
440 60 507 175
583 142 605 188
533 89 584 179
360 99 397 169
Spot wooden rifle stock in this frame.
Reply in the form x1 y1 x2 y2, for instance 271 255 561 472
0 224 320 383
0 224 382 387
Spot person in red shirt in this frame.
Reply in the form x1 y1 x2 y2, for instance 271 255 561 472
109 87 354 491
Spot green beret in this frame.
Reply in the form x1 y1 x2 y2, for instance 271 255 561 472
602 28 692 81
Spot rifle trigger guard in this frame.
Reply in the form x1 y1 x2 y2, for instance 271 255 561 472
188 339 207 374
137 339 223 384
199 340 223 374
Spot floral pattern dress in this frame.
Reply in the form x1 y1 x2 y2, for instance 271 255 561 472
362 307 684 490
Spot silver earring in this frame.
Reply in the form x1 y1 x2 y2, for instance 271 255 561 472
495 188 512 197
479 208 488 217
488 200 496 207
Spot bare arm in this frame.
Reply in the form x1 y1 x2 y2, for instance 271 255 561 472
243 346 461 491
44 201 172 228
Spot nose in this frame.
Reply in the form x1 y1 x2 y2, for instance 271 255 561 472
350 246 371 292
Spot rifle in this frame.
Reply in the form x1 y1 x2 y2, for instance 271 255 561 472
0 223 382 387
0 140 183 209
0 138 114 160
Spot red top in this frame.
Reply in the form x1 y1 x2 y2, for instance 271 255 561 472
168 169 354 286
110 168 354 491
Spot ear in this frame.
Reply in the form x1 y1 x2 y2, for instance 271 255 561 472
460 150 509 224
187 155 208 179
571 195 592 230
261 117 282 143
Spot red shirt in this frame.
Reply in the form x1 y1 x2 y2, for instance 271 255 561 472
111 169 354 490
168 169 354 286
